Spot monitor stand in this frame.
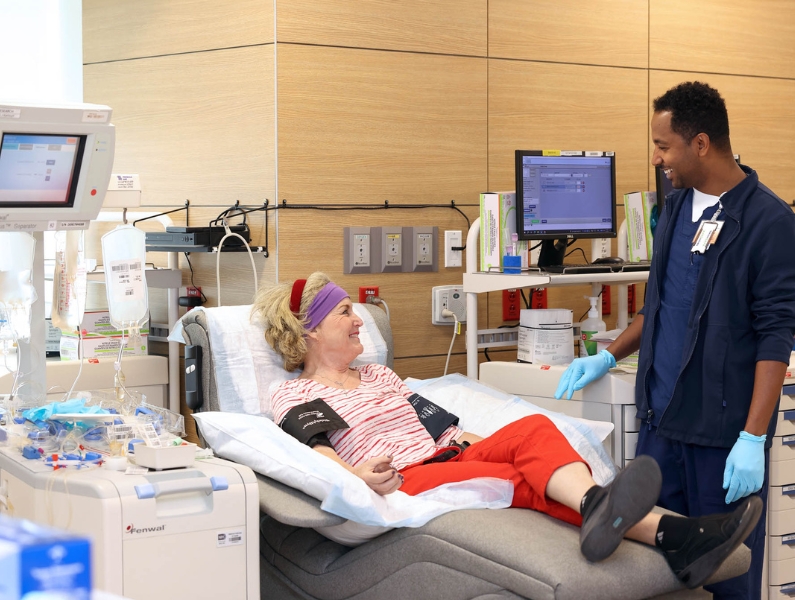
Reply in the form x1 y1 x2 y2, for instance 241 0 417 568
537 239 567 269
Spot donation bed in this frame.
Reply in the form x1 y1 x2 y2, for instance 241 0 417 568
179 303 749 600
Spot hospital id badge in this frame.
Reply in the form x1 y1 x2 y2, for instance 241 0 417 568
691 220 724 254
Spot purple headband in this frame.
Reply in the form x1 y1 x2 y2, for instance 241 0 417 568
305 283 350 330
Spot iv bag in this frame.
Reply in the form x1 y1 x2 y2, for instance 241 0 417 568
51 230 88 332
0 232 37 340
101 225 149 330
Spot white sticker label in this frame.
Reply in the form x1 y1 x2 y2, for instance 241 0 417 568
561 150 584 156
0 108 21 119
125 465 149 475
783 434 795 445
585 150 604 157
109 174 141 191
783 484 795 494
216 530 244 548
58 221 89 230
783 533 795 544
109 259 145 303
82 110 109 123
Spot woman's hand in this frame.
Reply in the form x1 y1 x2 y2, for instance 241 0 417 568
354 455 403 495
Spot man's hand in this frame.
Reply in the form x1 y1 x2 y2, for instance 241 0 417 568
554 349 616 400
723 431 765 504
355 455 403 495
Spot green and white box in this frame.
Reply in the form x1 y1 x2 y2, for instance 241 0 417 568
518 309 574 365
625 190 657 262
479 191 528 272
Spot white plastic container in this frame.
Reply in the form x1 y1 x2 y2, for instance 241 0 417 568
580 296 606 357
518 309 574 365
132 443 196 470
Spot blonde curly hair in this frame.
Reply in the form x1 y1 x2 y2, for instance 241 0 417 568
251 272 332 372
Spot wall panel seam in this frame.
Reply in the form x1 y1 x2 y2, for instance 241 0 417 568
274 40 487 61
83 43 275 66
649 67 795 84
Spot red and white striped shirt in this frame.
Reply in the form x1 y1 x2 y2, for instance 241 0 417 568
270 364 461 470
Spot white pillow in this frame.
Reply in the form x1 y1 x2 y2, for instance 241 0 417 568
193 411 513 546
408 374 618 486
174 303 388 418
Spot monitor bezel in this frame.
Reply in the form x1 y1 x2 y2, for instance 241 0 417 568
515 150 618 241
0 132 88 209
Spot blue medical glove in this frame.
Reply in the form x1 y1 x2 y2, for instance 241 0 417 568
723 431 766 504
554 349 616 400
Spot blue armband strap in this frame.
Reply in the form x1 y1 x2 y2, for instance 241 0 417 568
279 398 349 448
408 393 459 441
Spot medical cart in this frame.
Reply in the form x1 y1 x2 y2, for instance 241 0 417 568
0 447 260 599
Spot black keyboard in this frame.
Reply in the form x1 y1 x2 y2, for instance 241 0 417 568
542 264 614 274
621 262 651 272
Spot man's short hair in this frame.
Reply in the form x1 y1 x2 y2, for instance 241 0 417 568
653 81 731 151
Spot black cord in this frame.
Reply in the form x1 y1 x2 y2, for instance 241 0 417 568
519 289 529 309
184 253 208 302
530 241 543 251
483 347 491 362
565 247 589 263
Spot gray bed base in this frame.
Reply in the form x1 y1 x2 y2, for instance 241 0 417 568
181 305 749 600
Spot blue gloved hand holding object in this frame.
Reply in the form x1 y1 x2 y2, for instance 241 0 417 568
554 349 616 400
723 431 766 504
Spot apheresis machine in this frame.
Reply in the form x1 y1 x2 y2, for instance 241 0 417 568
0 103 259 599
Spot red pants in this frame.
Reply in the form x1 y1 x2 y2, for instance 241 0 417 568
399 414 587 526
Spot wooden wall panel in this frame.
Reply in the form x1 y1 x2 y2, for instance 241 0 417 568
84 47 275 207
275 45 486 359
277 0 486 56
488 60 649 196
489 0 648 69
650 72 795 205
83 46 277 313
650 0 795 79
83 0 273 64
277 46 486 205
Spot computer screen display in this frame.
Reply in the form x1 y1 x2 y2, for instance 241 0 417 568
0 132 86 207
515 150 616 241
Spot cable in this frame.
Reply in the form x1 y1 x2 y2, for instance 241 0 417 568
183 252 208 302
483 347 491 362
215 221 258 306
63 329 84 402
367 297 390 321
519 289 529 309
565 247 589 263
441 309 458 376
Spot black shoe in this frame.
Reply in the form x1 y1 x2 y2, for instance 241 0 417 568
580 455 662 562
663 496 763 589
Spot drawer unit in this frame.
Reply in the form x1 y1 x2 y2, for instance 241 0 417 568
623 405 640 433
624 431 638 461
767 533 795 585
770 582 795 598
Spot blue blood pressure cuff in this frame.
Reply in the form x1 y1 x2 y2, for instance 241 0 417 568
407 393 459 441
279 398 349 449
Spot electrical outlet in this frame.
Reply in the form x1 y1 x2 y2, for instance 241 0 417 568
502 288 521 321
530 288 547 310
628 284 636 314
359 286 379 304
432 285 466 325
601 285 611 316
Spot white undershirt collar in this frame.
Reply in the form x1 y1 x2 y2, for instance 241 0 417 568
691 188 724 222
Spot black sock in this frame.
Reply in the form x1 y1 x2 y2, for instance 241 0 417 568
655 514 699 551
580 484 602 516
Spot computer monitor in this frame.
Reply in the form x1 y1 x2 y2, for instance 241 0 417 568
515 150 616 268
0 102 115 231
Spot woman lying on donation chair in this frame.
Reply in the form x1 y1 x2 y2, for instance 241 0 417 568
253 272 762 589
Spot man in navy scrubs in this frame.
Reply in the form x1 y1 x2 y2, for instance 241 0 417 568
555 81 795 599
